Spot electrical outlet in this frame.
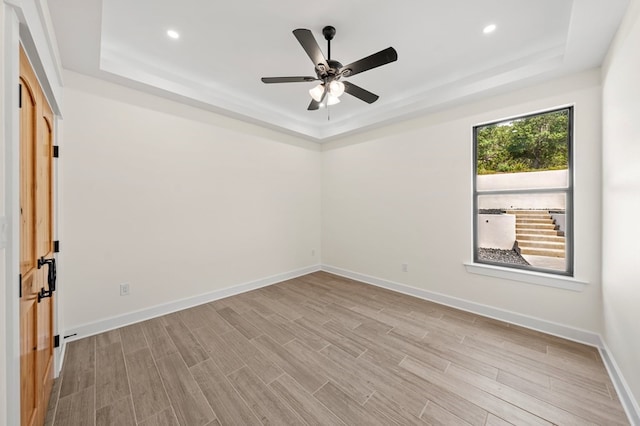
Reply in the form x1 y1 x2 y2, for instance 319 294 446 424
402 263 408 272
120 283 130 296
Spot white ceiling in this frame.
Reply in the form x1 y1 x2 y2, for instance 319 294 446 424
48 0 628 142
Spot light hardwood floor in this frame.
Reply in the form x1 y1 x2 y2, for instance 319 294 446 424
45 272 629 425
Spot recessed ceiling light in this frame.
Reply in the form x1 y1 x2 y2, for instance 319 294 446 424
167 29 180 39
483 24 497 35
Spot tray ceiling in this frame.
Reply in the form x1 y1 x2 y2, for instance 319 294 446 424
48 0 629 141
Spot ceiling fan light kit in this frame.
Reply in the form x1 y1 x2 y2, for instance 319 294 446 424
261 25 397 111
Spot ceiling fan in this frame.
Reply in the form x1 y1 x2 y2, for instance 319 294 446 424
261 26 398 111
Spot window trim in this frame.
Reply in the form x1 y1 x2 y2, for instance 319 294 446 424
472 106 574 277
463 262 586 291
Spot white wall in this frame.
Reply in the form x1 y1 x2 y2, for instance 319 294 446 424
322 70 603 332
477 169 568 191
60 71 321 330
0 4 8 423
477 170 568 210
477 214 515 250
602 0 640 413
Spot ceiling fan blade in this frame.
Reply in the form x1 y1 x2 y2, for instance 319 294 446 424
261 77 318 84
343 81 379 104
293 29 329 72
340 47 398 77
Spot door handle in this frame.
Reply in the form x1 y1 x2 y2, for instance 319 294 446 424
37 256 56 303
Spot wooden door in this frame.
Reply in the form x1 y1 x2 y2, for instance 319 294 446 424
19 45 55 426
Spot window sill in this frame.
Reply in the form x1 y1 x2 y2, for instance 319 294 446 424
463 262 587 291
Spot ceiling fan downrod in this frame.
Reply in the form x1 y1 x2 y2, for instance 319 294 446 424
323 26 336 61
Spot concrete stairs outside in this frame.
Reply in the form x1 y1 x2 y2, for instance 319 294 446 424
506 210 565 258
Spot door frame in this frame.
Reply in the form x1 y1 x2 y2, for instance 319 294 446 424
2 2 64 425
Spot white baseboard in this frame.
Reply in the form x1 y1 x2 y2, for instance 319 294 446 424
62 264 321 345
599 343 640 426
321 264 601 346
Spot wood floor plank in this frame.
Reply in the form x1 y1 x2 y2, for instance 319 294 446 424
313 382 389 426
216 306 262 339
400 356 552 425
190 359 262 426
238 294 277 317
59 337 95 398
53 386 95 426
295 316 367 357
192 326 245 374
320 344 426 415
119 322 148 355
462 335 611 395
242 309 295 345
267 312 330 351
447 336 553 386
420 400 472 426
155 352 215 426
358 349 489 426
211 293 254 314
348 321 412 365
251 293 303 321
45 373 62 426
367 308 430 338
226 366 302 425
124 347 171 423
252 334 327 393
284 338 375 404
485 413 514 426
300 300 362 329
198 303 238 335
446 363 597 425
407 310 465 342
95 329 121 348
497 370 629 425
365 390 428 425
96 396 136 426
178 305 216 330
137 408 180 426
50 272 629 426
95 341 130 409
270 373 346 426
165 319 209 367
415 334 500 379
550 376 624 410
219 328 284 384
142 318 179 360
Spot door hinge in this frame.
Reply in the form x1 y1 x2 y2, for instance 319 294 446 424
54 335 60 348
53 145 59 158
54 240 60 253
18 83 22 109
19 274 22 298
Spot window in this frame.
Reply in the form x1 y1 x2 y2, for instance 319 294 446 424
473 107 573 276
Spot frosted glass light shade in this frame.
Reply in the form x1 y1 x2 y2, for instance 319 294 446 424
327 94 340 105
309 84 325 102
329 80 345 97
